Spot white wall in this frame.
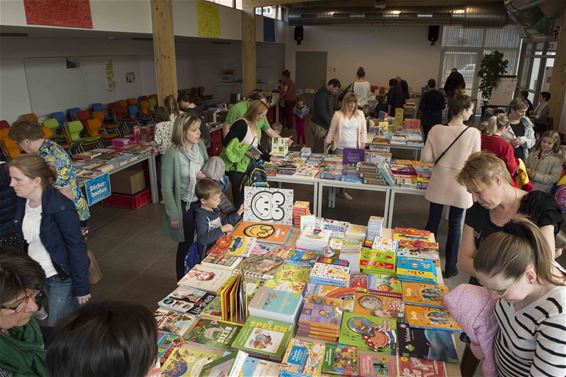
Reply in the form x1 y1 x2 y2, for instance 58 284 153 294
285 24 442 92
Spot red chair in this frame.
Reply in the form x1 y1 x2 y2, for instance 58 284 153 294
0 120 9 129
76 110 91 130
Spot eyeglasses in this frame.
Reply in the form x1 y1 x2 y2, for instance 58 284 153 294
1 290 43 312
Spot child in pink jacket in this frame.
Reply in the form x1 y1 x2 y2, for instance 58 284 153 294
444 284 498 377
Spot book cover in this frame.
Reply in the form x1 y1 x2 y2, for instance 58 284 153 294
397 356 447 377
250 243 293 258
280 338 325 377
228 351 280 377
353 291 404 320
157 331 184 365
248 287 303 324
185 318 242 349
239 254 284 280
231 316 294 362
349 273 368 289
338 311 397 354
358 351 397 377
397 322 458 363
342 148 365 165
201 296 222 320
208 233 233 255
303 283 356 311
158 286 217 315
360 248 396 276
233 221 292 244
309 262 350 287
298 302 343 330
225 236 256 258
402 282 448 308
405 305 462 332
198 353 237 377
396 257 438 284
154 308 197 337
367 274 402 296
161 344 226 377
286 249 322 267
263 264 310 293
321 343 359 376
393 227 435 243
202 253 243 270
178 265 232 293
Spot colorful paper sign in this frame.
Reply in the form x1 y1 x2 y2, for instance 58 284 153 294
197 1 220 38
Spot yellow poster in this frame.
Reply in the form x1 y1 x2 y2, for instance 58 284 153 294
197 1 220 38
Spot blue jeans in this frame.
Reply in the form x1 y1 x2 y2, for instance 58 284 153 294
44 275 78 327
425 202 464 275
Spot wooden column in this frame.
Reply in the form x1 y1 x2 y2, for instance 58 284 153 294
242 2 256 97
151 0 178 106
549 8 566 131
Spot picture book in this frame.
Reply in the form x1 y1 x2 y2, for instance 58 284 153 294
158 286 216 315
201 296 222 320
263 264 310 294
338 311 397 354
367 274 402 296
243 187 294 225
397 356 447 377
225 236 256 258
303 283 356 311
178 265 233 293
250 243 293 258
185 318 242 349
309 262 350 287
198 352 237 377
286 249 323 267
296 226 333 252
360 247 396 276
349 272 368 289
231 316 294 362
248 287 303 324
228 351 280 377
397 322 458 363
397 240 440 260
201 253 243 270
358 351 397 377
233 221 293 244
154 308 197 337
161 343 226 377
271 137 290 157
280 338 326 377
239 254 284 280
298 302 343 330
405 305 462 332
396 257 438 284
353 291 404 321
263 279 307 294
393 227 435 243
402 282 448 308
321 343 359 376
157 330 184 365
208 233 233 255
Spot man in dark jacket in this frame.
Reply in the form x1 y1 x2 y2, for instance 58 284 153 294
443 68 466 97
387 78 406 117
310 78 341 153
419 79 446 141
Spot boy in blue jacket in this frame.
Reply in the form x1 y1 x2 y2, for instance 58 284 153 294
194 178 243 260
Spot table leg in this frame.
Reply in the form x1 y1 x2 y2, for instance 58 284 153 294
383 188 391 228
387 190 395 228
312 181 319 217
317 182 323 216
148 154 159 204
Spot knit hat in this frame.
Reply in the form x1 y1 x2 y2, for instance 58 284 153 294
201 157 226 180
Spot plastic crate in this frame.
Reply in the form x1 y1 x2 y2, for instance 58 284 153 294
101 188 151 209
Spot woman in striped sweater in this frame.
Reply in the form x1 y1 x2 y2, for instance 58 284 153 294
474 216 565 377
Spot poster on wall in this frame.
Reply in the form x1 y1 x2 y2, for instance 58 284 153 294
126 72 136 84
23 0 93 29
106 60 116 92
197 1 220 38
244 187 294 225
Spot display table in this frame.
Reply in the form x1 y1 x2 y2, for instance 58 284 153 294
387 186 427 228
267 174 319 214
369 143 424 160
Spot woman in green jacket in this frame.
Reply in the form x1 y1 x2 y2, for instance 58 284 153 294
0 247 47 377
161 113 208 280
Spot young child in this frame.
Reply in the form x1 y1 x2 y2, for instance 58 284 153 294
526 130 562 193
201 156 235 214
292 96 309 147
194 178 243 260
374 95 388 118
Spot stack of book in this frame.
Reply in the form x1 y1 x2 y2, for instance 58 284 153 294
360 238 398 276
292 201 311 228
231 316 295 362
294 165 320 178
296 226 332 252
280 338 326 377
158 286 216 315
309 259 350 287
367 216 383 241
319 164 343 180
322 219 349 238
336 239 362 273
184 317 242 349
338 311 397 354
396 257 439 284
303 282 356 311
154 308 197 337
296 302 343 341
247 287 303 324
397 239 439 260
345 223 367 242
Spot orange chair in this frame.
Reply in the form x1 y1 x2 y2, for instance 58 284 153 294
91 111 105 123
118 99 128 109
42 126 53 140
140 100 152 116
87 118 117 142
127 97 137 106
19 113 39 122
0 128 21 159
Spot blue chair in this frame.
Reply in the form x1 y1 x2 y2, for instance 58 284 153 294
67 107 81 121
128 104 140 119
91 103 104 112
51 112 66 129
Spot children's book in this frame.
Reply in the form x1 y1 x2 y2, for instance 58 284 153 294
402 282 448 308
393 227 435 243
397 322 458 363
178 265 233 293
239 254 284 280
208 233 233 255
303 283 356 311
250 243 293 258
228 351 280 377
225 236 256 258
154 308 197 337
397 356 447 377
161 343 226 377
279 338 326 377
185 318 242 349
405 305 462 332
367 274 402 296
360 247 396 276
271 137 290 157
321 343 359 376
201 296 223 320
397 240 440 260
263 264 310 294
233 221 292 244
158 286 217 315
157 330 184 365
296 226 332 252
248 287 303 324
286 249 322 267
396 257 438 284
358 351 397 377
231 316 294 362
349 273 368 289
309 262 350 287
298 302 343 331
338 311 397 354
201 253 243 270
198 352 237 377
353 291 404 321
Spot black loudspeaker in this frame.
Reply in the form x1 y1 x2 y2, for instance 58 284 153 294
428 25 440 45
294 26 304 45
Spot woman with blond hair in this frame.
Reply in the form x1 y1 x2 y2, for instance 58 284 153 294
480 113 517 177
161 112 208 280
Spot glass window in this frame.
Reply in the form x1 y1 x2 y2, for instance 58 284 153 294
442 25 484 47
235 0 242 9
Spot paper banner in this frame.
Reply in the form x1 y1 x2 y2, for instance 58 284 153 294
197 1 221 38
23 0 93 29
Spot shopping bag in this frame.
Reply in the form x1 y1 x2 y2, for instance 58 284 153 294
87 249 103 285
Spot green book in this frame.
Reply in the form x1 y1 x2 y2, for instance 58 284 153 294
338 311 397 354
231 316 295 362
198 352 237 377
185 318 241 349
321 343 359 376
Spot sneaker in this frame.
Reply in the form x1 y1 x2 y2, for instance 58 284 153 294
442 269 459 279
34 306 48 321
337 192 353 200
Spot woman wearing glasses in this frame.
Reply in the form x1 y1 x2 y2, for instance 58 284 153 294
9 155 90 328
0 248 47 376
474 216 565 377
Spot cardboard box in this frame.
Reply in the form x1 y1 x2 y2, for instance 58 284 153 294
110 166 146 194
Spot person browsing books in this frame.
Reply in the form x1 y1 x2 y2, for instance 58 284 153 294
525 130 562 193
503 98 536 161
194 178 243 260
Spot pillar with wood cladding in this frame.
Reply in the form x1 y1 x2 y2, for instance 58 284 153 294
151 0 178 106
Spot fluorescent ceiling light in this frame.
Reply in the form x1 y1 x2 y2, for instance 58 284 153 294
417 14 433 18
453 9 465 14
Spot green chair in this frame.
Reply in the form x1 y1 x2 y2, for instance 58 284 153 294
65 120 100 152
42 118 68 146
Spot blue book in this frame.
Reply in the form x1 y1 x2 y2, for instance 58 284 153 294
247 287 303 324
396 257 438 284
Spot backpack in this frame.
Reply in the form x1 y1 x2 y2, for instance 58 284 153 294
241 160 269 190
554 185 566 214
